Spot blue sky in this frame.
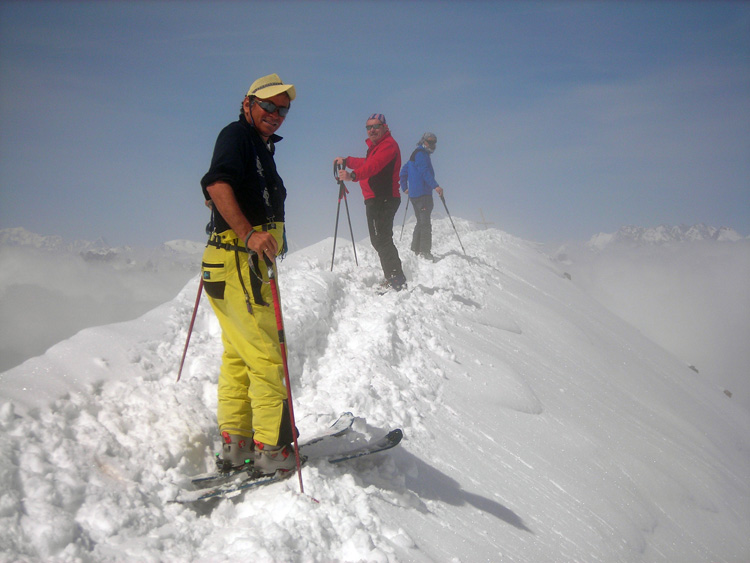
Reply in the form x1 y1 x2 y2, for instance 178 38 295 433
1 1 748 248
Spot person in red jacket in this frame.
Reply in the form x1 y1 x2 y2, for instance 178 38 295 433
334 113 406 290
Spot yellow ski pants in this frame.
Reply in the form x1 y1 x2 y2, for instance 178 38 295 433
201 225 288 446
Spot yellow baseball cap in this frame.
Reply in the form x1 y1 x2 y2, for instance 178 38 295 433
246 73 296 101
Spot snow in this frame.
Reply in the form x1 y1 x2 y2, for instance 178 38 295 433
1 219 749 562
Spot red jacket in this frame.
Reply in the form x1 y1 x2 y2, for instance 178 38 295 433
347 131 401 200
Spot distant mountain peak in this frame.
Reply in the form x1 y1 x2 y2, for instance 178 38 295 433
587 224 743 250
0 227 204 255
0 227 65 250
0 227 112 253
0 227 203 272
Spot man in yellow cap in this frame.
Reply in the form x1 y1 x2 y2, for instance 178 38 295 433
200 73 297 475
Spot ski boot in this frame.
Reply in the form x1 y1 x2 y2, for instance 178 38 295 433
216 432 254 473
386 273 408 292
253 441 297 475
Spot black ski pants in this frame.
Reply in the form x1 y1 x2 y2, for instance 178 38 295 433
410 194 434 255
365 196 404 280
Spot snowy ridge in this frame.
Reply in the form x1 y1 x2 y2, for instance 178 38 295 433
587 223 744 250
1 218 749 561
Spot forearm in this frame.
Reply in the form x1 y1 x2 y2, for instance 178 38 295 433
205 181 253 241
206 181 279 259
345 156 366 169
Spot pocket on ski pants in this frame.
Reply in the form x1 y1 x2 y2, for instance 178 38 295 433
201 245 227 300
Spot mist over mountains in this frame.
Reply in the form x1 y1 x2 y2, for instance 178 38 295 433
0 227 202 373
553 223 749 412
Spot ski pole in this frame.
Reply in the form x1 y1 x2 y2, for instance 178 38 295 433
440 194 466 255
399 196 410 241
330 162 358 271
330 191 342 270
176 277 203 382
342 182 358 266
265 257 305 494
178 204 215 383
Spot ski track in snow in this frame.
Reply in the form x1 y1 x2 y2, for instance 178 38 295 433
1 219 749 562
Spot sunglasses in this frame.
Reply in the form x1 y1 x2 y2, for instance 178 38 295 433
425 139 437 146
366 123 384 131
256 99 290 117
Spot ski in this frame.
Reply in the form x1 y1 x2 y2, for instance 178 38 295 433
177 469 293 503
190 412 355 489
328 429 403 463
300 411 355 447
174 427 403 503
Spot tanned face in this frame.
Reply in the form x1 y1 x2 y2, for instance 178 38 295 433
366 118 388 144
244 92 290 140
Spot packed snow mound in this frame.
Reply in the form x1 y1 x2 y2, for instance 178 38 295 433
586 223 743 250
1 218 749 562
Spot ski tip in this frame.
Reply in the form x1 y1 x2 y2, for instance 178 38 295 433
386 428 404 444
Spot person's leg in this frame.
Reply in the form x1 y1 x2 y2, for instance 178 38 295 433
412 195 434 255
374 198 403 278
421 195 434 256
203 230 290 447
411 197 423 254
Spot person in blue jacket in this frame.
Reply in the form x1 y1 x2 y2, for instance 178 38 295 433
400 132 444 261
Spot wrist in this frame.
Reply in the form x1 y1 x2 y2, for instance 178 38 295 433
244 230 256 248
350 170 357 181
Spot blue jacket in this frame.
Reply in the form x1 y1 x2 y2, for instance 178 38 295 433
400 146 438 199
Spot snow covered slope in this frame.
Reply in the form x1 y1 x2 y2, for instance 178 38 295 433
1 219 748 561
